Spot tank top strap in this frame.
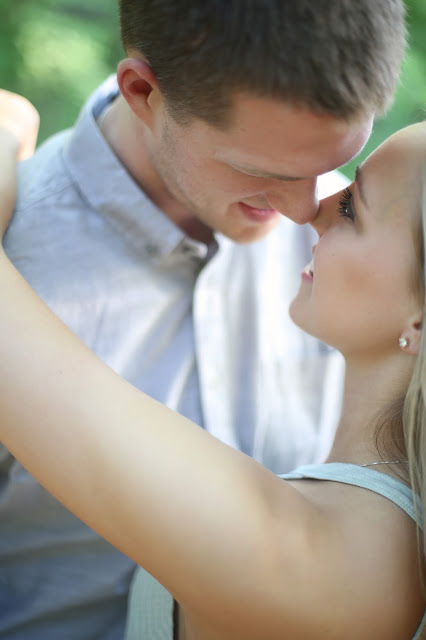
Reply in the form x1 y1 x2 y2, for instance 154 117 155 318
124 568 174 640
279 463 422 528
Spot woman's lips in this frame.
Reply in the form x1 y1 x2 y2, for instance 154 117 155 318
238 202 279 224
301 262 314 282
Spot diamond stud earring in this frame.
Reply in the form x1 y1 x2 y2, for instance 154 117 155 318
399 337 408 349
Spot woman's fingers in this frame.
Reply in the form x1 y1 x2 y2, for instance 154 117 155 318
0 91 38 237
0 90 40 160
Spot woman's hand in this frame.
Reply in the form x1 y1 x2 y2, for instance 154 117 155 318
0 90 39 238
0 90 39 161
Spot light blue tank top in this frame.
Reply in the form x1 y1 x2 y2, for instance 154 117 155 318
125 463 425 640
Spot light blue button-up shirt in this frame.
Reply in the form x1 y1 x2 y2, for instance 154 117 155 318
1 77 347 639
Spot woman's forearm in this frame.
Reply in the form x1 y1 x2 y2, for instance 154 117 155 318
0 248 310 617
0 92 311 624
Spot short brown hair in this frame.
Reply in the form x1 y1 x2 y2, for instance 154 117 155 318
119 0 406 127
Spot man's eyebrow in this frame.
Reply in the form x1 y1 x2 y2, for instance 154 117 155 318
355 165 368 208
228 162 303 181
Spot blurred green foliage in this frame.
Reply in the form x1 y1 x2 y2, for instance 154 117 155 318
343 0 426 178
1 0 425 178
1 0 122 142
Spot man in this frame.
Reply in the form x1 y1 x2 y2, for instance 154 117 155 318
0 1 406 638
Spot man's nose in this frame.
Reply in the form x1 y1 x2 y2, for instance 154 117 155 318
268 177 319 225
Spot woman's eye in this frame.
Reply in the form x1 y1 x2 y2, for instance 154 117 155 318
338 187 355 221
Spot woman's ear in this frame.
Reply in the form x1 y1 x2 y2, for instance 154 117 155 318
117 57 161 129
400 313 423 356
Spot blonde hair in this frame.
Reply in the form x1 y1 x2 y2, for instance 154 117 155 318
404 169 426 558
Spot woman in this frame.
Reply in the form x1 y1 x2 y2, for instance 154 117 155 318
0 93 425 639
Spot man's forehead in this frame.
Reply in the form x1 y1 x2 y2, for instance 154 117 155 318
223 96 371 151
228 92 370 131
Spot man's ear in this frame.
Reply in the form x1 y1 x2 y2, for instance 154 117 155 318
400 312 423 356
117 58 161 129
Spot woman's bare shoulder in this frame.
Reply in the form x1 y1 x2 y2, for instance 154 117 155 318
273 478 424 639
182 477 424 640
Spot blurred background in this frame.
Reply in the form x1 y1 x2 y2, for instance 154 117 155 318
1 0 425 179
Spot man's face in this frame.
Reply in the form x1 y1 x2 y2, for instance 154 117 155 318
148 93 373 243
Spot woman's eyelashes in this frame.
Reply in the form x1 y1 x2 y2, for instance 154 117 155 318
338 187 356 221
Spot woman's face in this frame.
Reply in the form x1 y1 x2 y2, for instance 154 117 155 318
290 123 425 359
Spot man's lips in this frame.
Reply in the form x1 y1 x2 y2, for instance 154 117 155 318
238 202 279 223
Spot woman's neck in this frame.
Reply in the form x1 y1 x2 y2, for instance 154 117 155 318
326 352 413 467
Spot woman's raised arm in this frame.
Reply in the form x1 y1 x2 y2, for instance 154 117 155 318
0 92 323 637
0 246 319 632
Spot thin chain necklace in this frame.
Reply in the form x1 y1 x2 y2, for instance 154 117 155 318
361 460 407 467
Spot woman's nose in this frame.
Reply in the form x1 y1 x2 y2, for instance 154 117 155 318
310 208 328 236
310 192 339 235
